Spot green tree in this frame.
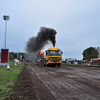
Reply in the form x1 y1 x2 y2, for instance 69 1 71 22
9 52 14 60
82 47 98 60
9 52 24 60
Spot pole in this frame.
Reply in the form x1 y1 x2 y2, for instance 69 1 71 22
5 19 7 49
17 50 18 58
3 15 10 49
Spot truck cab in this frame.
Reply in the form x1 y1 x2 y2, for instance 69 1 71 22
44 47 63 67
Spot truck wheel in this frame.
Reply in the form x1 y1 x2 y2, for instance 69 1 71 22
58 64 61 67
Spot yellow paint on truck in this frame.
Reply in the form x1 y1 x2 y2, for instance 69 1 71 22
45 47 63 67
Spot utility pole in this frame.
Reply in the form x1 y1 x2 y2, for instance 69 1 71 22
17 50 18 59
3 15 10 49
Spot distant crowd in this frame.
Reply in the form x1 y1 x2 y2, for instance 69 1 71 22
67 58 100 65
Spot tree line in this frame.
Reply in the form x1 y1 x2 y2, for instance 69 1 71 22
9 47 99 60
9 52 24 60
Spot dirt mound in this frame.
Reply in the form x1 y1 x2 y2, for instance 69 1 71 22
7 64 37 100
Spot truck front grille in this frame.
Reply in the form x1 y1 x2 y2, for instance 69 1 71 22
49 57 61 60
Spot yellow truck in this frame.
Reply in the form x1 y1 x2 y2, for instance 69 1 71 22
40 47 63 67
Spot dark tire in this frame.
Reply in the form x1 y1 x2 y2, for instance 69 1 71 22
58 64 61 67
53 65 56 67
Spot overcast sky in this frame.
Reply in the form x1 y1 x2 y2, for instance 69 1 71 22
0 0 100 60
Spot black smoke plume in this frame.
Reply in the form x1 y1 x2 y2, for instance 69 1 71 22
25 27 57 53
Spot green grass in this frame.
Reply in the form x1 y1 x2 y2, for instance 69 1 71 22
0 62 25 100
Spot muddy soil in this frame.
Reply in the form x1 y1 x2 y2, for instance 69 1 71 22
7 63 100 100
7 63 37 100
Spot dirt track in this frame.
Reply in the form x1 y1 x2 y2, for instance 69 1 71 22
26 63 100 100
9 63 100 100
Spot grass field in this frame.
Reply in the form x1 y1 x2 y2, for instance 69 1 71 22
0 62 24 100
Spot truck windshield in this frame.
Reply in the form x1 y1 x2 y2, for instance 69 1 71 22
48 51 61 55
